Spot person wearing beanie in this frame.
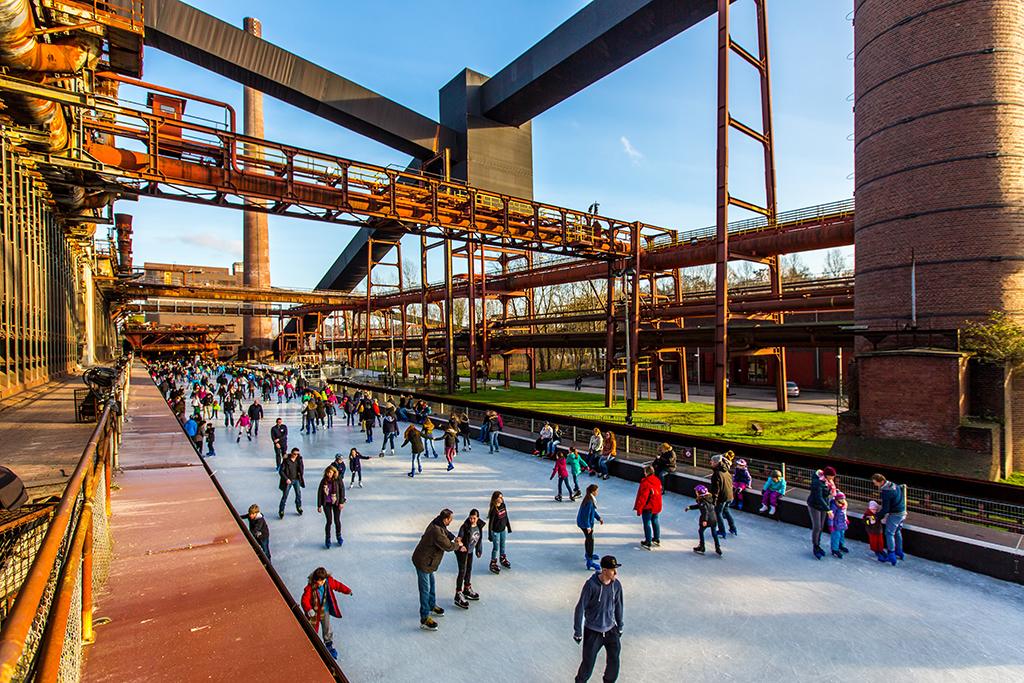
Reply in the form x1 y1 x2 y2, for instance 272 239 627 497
829 492 850 558
759 469 787 515
651 443 677 491
807 466 837 559
685 485 721 556
731 459 751 510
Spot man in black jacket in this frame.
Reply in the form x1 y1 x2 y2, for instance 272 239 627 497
248 399 264 436
278 448 305 519
270 418 288 471
708 454 737 538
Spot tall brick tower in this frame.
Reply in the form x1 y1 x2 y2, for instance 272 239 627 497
837 0 1024 477
242 16 272 354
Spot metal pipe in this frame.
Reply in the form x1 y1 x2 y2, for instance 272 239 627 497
0 0 100 72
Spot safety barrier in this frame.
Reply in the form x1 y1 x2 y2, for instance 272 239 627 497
0 353 131 683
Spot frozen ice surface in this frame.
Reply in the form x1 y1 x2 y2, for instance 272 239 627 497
209 400 1024 682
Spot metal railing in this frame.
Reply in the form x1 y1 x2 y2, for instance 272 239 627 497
344 380 1024 539
0 354 132 683
648 198 855 249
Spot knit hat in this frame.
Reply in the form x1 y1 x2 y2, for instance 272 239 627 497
868 500 880 512
710 454 724 466
834 491 846 500
735 459 747 468
694 485 709 496
822 466 837 477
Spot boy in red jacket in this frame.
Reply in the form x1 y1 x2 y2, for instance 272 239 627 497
634 465 663 550
301 566 353 660
863 500 886 559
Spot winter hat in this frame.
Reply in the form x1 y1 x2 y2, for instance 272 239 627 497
834 491 846 500
735 459 747 468
868 500 880 512
334 453 345 462
770 469 782 479
710 454 724 466
694 485 709 496
822 466 837 477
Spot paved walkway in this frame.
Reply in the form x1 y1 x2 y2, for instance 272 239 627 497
0 375 98 499
81 366 335 683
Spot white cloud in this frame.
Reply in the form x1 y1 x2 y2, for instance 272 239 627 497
620 136 643 164
177 233 243 257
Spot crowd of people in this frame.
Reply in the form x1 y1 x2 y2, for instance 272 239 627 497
149 356 909 682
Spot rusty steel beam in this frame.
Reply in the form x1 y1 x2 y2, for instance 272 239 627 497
98 279 360 307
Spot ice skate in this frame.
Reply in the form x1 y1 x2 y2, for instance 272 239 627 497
715 547 723 557
420 618 438 631
652 539 660 547
831 550 843 559
554 495 563 502
297 508 303 516
431 606 445 617
463 585 479 600
489 559 500 574
639 541 653 551
324 538 330 549
325 641 338 659
585 554 601 570
408 471 415 477
813 545 825 560
500 554 511 569
454 593 469 609
692 545 706 555
336 535 344 548
839 545 850 554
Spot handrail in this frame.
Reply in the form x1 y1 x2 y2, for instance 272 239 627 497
0 353 132 682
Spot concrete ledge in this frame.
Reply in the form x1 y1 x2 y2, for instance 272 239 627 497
483 425 1024 585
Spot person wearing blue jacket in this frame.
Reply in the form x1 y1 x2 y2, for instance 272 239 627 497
576 484 604 571
807 466 836 559
573 555 624 683
872 473 907 565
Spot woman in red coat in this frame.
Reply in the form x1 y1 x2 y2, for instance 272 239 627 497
634 465 663 550
301 566 353 660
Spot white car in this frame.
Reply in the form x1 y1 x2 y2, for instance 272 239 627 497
786 380 800 398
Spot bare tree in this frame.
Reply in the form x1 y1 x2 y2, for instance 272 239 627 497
823 248 852 278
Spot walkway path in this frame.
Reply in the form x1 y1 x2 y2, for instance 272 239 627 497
81 367 335 683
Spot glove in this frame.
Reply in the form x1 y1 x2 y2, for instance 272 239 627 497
306 609 315 618
574 635 582 644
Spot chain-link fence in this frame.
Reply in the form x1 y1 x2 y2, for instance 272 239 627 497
0 354 131 683
352 383 1024 537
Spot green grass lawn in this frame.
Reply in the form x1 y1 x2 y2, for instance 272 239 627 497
506 369 585 383
440 386 836 455
1002 472 1024 487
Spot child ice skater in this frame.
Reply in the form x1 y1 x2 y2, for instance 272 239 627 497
565 447 584 498
454 509 485 609
236 413 252 442
758 469 787 515
685 485 721 557
301 567 353 660
731 459 751 509
576 484 603 571
830 492 850 558
348 447 371 488
551 452 575 502
204 422 216 457
243 503 270 561
443 424 458 471
863 500 886 560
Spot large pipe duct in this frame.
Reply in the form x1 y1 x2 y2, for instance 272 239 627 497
115 213 133 275
0 0 100 72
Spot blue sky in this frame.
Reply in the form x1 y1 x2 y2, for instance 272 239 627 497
124 0 854 288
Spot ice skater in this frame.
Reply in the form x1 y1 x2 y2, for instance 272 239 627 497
566 446 584 497
807 466 837 559
442 424 458 471
731 459 751 509
863 500 886 560
278 448 305 519
709 454 737 539
576 484 603 571
236 413 252 442
633 465 662 550
758 469 787 515
872 473 907 566
318 465 346 548
204 422 216 457
487 491 512 574
685 485 721 556
412 508 462 631
348 447 370 488
453 509 485 609
829 492 849 558
551 451 575 502
573 555 624 683
242 503 270 561
402 423 426 477
380 408 398 455
301 566 352 660
421 418 439 458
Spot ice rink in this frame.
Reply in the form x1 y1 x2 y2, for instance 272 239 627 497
207 400 1024 682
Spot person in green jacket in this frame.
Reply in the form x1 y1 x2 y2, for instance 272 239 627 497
566 447 585 498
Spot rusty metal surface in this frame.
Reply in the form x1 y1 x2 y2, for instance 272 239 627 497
81 368 334 683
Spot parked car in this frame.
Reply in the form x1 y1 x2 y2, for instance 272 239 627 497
786 380 800 398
